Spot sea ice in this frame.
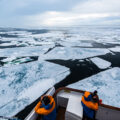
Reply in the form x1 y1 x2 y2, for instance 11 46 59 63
0 46 53 57
110 47 120 52
0 26 120 117
90 57 111 69
44 47 109 60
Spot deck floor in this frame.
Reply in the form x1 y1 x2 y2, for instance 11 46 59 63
56 107 66 120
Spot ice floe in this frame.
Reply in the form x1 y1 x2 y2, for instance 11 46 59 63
110 47 120 52
90 57 111 69
44 47 109 60
0 46 53 57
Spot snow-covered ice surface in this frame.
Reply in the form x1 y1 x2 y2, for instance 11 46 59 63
90 57 111 69
0 26 120 116
44 47 109 60
110 47 120 52
0 46 53 57
68 67 120 108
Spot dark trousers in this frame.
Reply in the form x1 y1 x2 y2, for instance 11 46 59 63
82 111 97 120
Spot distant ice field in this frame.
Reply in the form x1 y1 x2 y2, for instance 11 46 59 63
0 26 120 117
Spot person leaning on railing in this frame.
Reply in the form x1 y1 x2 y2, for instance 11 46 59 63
35 95 56 120
81 90 99 120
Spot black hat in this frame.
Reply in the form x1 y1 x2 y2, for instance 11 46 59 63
42 96 50 105
92 90 98 103
93 90 97 96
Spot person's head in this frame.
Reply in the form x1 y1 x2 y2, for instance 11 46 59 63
41 96 50 105
92 90 97 96
92 90 98 103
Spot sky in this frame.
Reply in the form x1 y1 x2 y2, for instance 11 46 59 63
0 0 120 28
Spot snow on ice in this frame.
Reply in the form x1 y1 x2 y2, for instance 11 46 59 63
0 26 120 116
90 57 111 69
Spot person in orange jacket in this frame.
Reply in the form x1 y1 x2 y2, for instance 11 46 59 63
35 95 56 120
81 90 99 120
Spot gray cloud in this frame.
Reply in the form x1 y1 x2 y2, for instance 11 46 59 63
0 0 120 27
73 0 120 13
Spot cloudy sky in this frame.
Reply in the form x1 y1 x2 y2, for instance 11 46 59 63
0 0 120 28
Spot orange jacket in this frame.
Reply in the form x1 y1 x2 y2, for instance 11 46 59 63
81 91 98 111
35 96 55 115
